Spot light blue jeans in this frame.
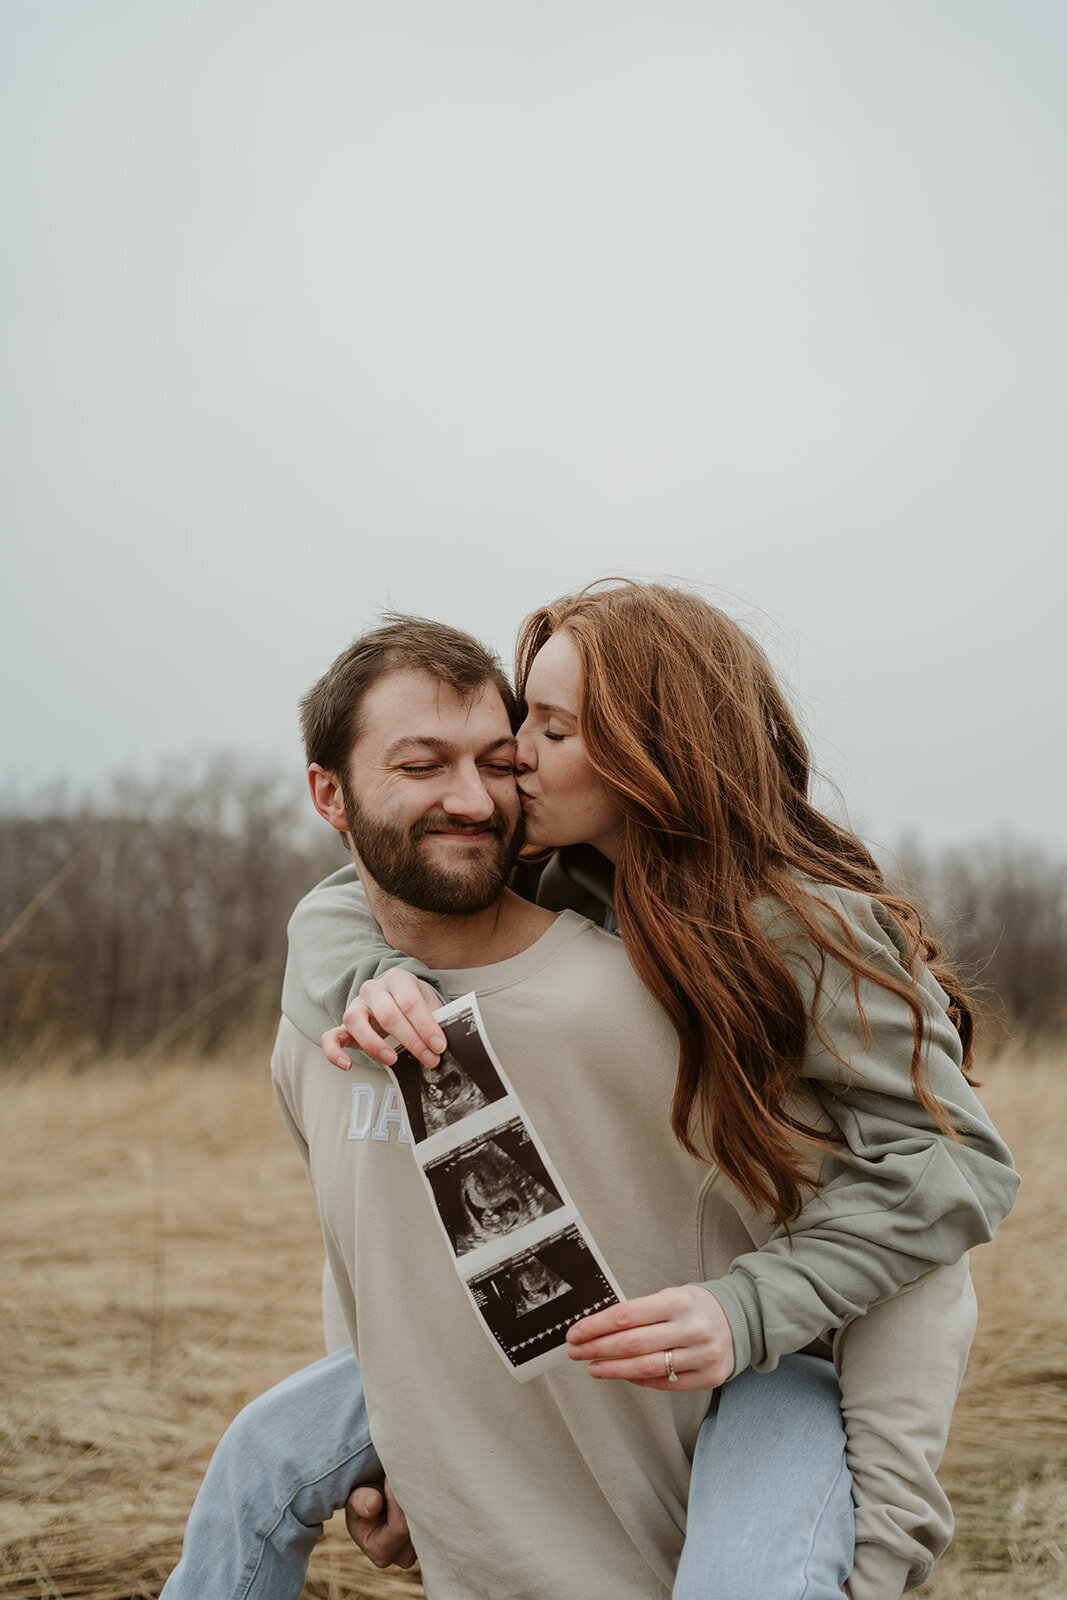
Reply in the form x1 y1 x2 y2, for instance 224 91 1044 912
162 1347 852 1599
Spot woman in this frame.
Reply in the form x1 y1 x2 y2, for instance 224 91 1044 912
324 582 1013 1396
167 582 1017 1600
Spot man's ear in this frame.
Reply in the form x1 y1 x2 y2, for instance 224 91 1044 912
308 764 349 834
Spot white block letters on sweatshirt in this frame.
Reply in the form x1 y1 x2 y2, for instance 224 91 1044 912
348 1082 412 1144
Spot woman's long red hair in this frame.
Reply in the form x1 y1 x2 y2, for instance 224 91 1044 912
516 581 974 1227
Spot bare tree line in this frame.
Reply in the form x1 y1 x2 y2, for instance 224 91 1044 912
1 767 1064 1062
0 764 341 1061
892 835 1067 1041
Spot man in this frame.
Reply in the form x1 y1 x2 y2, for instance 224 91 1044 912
271 619 731 1596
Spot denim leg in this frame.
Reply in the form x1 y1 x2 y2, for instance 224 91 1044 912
162 1345 383 1600
673 1352 854 1600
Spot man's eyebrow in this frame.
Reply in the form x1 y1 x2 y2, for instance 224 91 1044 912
380 734 517 763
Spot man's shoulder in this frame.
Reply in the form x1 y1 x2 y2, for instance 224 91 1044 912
273 1011 318 1050
271 1014 362 1129
271 1013 323 1082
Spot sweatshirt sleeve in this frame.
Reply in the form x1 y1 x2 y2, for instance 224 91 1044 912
703 885 1018 1375
834 1257 977 1599
281 863 446 1044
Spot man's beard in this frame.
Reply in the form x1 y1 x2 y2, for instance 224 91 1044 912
343 793 522 915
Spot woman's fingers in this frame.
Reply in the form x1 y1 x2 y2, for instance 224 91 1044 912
338 998 402 1066
338 974 446 1069
567 1287 683 1352
586 1338 732 1389
566 1285 735 1390
584 1333 720 1389
322 1025 359 1070
587 1346 694 1385
567 1312 677 1364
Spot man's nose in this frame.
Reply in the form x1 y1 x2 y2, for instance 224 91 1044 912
441 764 496 820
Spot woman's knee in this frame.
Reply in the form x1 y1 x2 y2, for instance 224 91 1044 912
673 1357 853 1600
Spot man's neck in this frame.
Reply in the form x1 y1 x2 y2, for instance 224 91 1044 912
363 883 557 972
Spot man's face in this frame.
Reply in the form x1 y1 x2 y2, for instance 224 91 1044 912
342 671 522 915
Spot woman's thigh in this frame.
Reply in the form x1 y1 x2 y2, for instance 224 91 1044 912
673 1352 854 1600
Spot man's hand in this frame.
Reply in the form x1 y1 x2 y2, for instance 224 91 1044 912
321 971 445 1070
345 1477 417 1570
566 1285 736 1390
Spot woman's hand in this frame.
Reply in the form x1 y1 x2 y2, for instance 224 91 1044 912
321 970 445 1071
566 1285 736 1391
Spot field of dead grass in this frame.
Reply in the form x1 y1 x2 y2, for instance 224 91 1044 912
0 1044 1063 1599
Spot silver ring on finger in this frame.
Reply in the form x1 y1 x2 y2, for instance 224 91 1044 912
664 1347 679 1383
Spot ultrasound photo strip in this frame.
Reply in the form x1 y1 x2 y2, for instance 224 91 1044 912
385 992 624 1381
422 1117 566 1259
467 1224 621 1373
389 1002 508 1146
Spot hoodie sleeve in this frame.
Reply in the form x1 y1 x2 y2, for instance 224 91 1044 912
834 1258 977 1599
281 863 445 1044
702 885 1018 1375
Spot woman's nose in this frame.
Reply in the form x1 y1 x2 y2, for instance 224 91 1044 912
514 721 536 773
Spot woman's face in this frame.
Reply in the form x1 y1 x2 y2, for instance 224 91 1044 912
515 630 619 860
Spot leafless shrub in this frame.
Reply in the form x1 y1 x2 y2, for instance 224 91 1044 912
3 776 1064 1064
893 835 1067 1041
0 762 340 1062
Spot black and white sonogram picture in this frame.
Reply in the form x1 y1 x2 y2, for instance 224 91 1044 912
466 1225 620 1372
392 1013 507 1143
423 1118 564 1256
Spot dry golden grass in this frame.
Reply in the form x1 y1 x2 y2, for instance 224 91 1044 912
914 1047 1067 1599
0 1049 421 1599
0 1044 1063 1598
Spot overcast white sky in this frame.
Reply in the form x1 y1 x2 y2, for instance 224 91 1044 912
2 1 1064 855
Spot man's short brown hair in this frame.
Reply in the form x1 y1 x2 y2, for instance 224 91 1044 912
300 614 517 775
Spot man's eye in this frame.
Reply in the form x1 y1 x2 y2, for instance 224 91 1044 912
400 764 439 774
481 763 517 775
